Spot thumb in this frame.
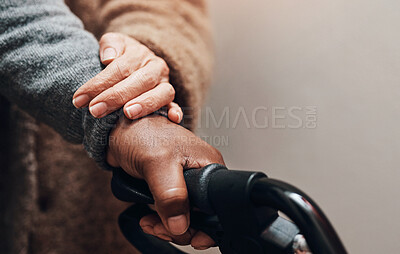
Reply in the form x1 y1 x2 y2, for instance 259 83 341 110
167 102 183 124
99 32 126 65
142 161 190 236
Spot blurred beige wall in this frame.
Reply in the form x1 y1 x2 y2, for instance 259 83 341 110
180 0 400 253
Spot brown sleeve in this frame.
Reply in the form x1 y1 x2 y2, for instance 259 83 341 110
67 0 213 129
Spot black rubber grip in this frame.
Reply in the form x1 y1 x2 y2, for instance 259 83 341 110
111 164 228 254
111 164 227 211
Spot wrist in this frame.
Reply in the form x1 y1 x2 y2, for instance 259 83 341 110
106 115 171 167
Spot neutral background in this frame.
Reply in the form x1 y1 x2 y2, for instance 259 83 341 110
179 0 400 253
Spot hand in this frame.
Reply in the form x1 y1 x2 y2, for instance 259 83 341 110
107 115 225 250
72 32 183 124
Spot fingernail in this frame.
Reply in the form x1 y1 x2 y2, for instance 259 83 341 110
156 234 173 242
175 112 182 123
167 215 188 235
126 104 143 119
72 94 89 108
89 102 107 118
102 47 117 61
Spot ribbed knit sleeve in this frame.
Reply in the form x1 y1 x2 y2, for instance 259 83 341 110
0 0 120 169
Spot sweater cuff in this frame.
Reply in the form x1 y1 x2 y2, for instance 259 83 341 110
81 109 123 170
79 108 171 171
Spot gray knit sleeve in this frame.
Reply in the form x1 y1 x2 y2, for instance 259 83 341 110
0 0 120 169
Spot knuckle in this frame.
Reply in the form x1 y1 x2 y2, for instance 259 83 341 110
130 44 152 60
136 69 157 88
132 69 146 87
146 71 158 86
107 87 127 105
143 96 157 111
100 32 118 45
211 147 223 161
157 58 170 76
153 224 166 235
157 191 187 204
139 44 152 54
91 75 108 89
155 185 188 205
165 84 175 99
133 46 147 59
143 148 173 164
114 61 131 79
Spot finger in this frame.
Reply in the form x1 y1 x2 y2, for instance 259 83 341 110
72 45 155 108
142 213 196 245
191 231 216 250
153 222 173 241
99 33 126 64
153 221 198 245
140 213 160 236
142 161 190 236
88 60 169 118
167 102 183 124
122 83 175 120
141 225 154 235
169 227 197 245
154 224 197 246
